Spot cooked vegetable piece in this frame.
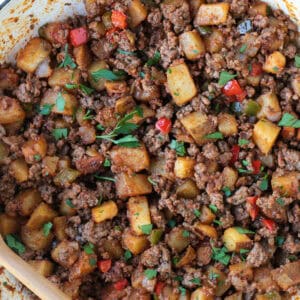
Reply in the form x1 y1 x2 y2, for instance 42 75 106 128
15 189 42 216
51 241 80 268
254 267 279 292
194 3 230 26
224 293 243 300
0 214 19 236
48 68 81 88
21 226 53 251
42 156 59 176
103 239 124 259
271 171 299 198
128 0 147 28
166 227 190 253
87 60 109 91
9 158 29 182
122 228 149 255
175 246 196 268
28 260 54 277
204 28 224 53
218 113 238 136
263 51 286 74
257 92 281 122
53 216 68 241
176 180 199 198
54 168 81 187
250 2 269 16
22 136 47 164
222 227 252 252
291 75 300 96
194 223 218 239
222 167 238 189
69 251 97 280
199 206 216 224
0 96 25 124
255 292 281 300
229 262 253 282
207 266 231 296
179 30 205 60
0 68 19 89
92 200 118 223
174 157 196 179
73 45 91 70
191 288 214 300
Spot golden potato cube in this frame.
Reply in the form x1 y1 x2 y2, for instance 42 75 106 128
194 3 230 26
130 104 155 124
167 62 197 106
51 240 80 268
257 92 281 122
223 227 252 252
116 173 152 199
73 45 91 70
180 111 216 145
250 2 269 16
115 96 135 115
253 119 280 154
179 30 205 60
15 189 42 217
9 158 29 182
53 216 68 241
263 51 286 74
199 206 216 225
254 267 279 292
174 157 195 179
105 81 128 96
122 228 149 255
53 168 81 187
22 136 47 164
0 96 25 125
0 214 19 236
204 28 224 54
176 179 199 198
128 196 151 235
21 227 53 251
28 260 54 277
194 223 218 239
26 202 58 230
43 156 59 176
17 38 51 73
48 68 81 88
271 171 299 198
128 0 148 28
191 288 214 300
222 167 238 190
110 144 150 172
207 266 231 296
166 227 190 253
218 113 238 136
88 60 109 91
291 75 300 96
229 262 253 279
41 90 78 116
60 198 77 216
176 246 196 268
92 200 118 223
255 292 281 300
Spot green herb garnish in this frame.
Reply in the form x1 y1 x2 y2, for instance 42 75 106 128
295 55 300 68
144 269 157 279
222 186 231 197
117 49 137 56
190 277 201 286
218 71 237 86
140 224 153 235
124 250 132 261
194 209 201 218
209 270 220 280
103 158 111 167
238 138 249 146
92 69 126 81
235 227 255 234
52 128 68 140
147 177 157 186
66 199 75 208
5 234 25 255
276 198 285 206
259 175 269 191
89 258 97 266
94 175 116 182
39 104 54 115
182 230 190 238
212 246 231 265
209 204 218 213
146 51 161 66
42 222 53 237
275 236 285 246
205 132 223 139
278 113 300 128
239 44 247 53
58 44 76 69
83 242 95 254
56 92 65 112
169 140 186 156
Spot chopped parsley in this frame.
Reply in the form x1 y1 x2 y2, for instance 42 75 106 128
92 69 126 81
144 269 157 279
52 128 68 141
205 131 223 140
103 158 111 167
295 55 300 68
239 44 247 53
193 209 201 218
178 287 186 296
240 248 250 261
42 222 53 237
117 48 137 56
66 199 75 208
83 242 95 254
147 177 157 186
259 175 269 191
174 275 183 282
39 104 54 115
5 234 25 255
146 51 161 66
34 154 41 161
89 258 97 266
273 66 279 72
218 71 237 86
94 175 116 182
168 219 176 228
222 186 232 197
278 113 300 128
275 236 285 247
276 198 285 206
238 138 249 146
83 109 93 120
211 246 231 265
58 44 76 69
209 204 218 213
182 230 190 238
169 140 186 156
124 250 132 261
213 219 222 226
235 227 255 234
190 277 201 286
140 224 153 235
56 92 65 112
96 124 105 131
208 270 220 280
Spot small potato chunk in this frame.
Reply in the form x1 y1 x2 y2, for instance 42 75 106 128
174 157 195 179
43 156 59 176
60 199 77 216
257 92 281 122
291 75 300 96
128 196 151 235
222 167 238 190
15 189 42 216
22 136 47 164
263 51 286 74
223 227 252 252
194 223 217 239
28 260 54 277
218 113 238 136
54 168 81 187
51 241 80 268
116 173 152 199
199 206 215 225
176 180 199 198
179 30 205 60
250 2 269 16
88 60 109 91
115 96 135 115
194 3 230 26
128 0 148 28
92 200 118 223
122 229 149 255
53 216 68 241
26 202 58 230
191 288 214 300
254 267 279 292
39 22 70 45
167 62 197 106
207 266 231 296
0 96 25 124
73 45 91 70
0 214 19 236
105 81 128 96
229 262 253 281
204 28 224 54
103 239 124 259
130 104 155 124
255 292 281 300
166 227 190 253
271 171 299 198
180 111 215 145
110 144 150 172
48 68 81 88
0 68 19 89
176 246 196 268
9 158 29 182
21 227 53 251
17 38 52 73
253 119 280 154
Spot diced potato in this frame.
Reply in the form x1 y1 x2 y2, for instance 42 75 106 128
180 111 215 145
22 136 47 164
9 158 29 182
38 22 70 45
73 45 91 70
257 92 281 122
35 57 52 78
131 266 157 292
0 140 8 164
62 279 81 299
263 51 286 74
110 144 150 172
128 196 151 236
0 96 25 124
174 157 196 179
26 202 58 230
254 267 279 292
48 68 81 88
176 246 196 268
167 62 197 106
0 214 19 236
253 119 280 154
103 239 124 259
224 293 243 300
229 262 253 280
88 60 109 91
176 180 199 198
92 200 118 223
271 261 300 291
122 228 149 255
199 206 215 225
291 75 300 96
0 68 19 89
21 227 53 251
115 96 136 115
69 251 97 281
17 38 52 73
150 158 168 178
241 33 261 58
41 90 78 116
191 288 214 300
207 266 231 296
58 157 71 171
130 104 155 124
43 156 59 176
166 227 190 253
204 28 224 54
271 171 299 198
15 189 42 216
194 3 230 26
222 167 238 189
218 113 238 136
105 81 128 96
116 173 152 199
255 292 281 300
194 223 218 239
51 241 80 268
223 227 252 252
53 216 68 241
28 260 54 277
179 30 205 60
60 198 77 216
250 2 269 16
128 0 147 28
54 168 81 187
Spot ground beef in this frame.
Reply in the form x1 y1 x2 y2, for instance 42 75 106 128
246 243 269 268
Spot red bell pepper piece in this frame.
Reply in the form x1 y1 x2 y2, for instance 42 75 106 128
111 10 127 29
155 281 165 295
70 27 88 47
247 196 258 206
155 117 172 134
262 218 276 231
247 196 259 220
222 80 247 102
97 259 112 273
252 160 261 174
250 62 263 76
230 145 240 164
114 279 128 291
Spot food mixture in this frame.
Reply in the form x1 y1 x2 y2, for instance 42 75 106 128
0 0 300 299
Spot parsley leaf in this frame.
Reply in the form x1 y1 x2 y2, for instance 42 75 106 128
178 287 186 296
190 277 201 286
211 246 231 265
140 224 153 235
295 55 300 68
205 132 223 139
83 242 95 254
275 236 285 246
124 250 132 261
5 234 25 255
92 69 126 81
235 227 255 234
218 71 237 86
42 222 53 237
259 175 269 191
168 219 176 228
194 209 201 218
169 140 186 156
58 44 76 69
238 138 249 146
56 92 65 112
83 109 93 120
79 84 94 96
276 197 285 206
89 258 97 266
209 270 220 280
52 128 68 140
148 177 157 186
103 158 111 167
66 199 75 208
278 113 300 128
146 51 161 66
209 204 218 213
239 44 247 53
222 186 232 197
182 230 190 237
111 135 140 148
34 154 41 161
94 175 116 182
117 48 137 56
39 104 54 115
144 269 157 279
